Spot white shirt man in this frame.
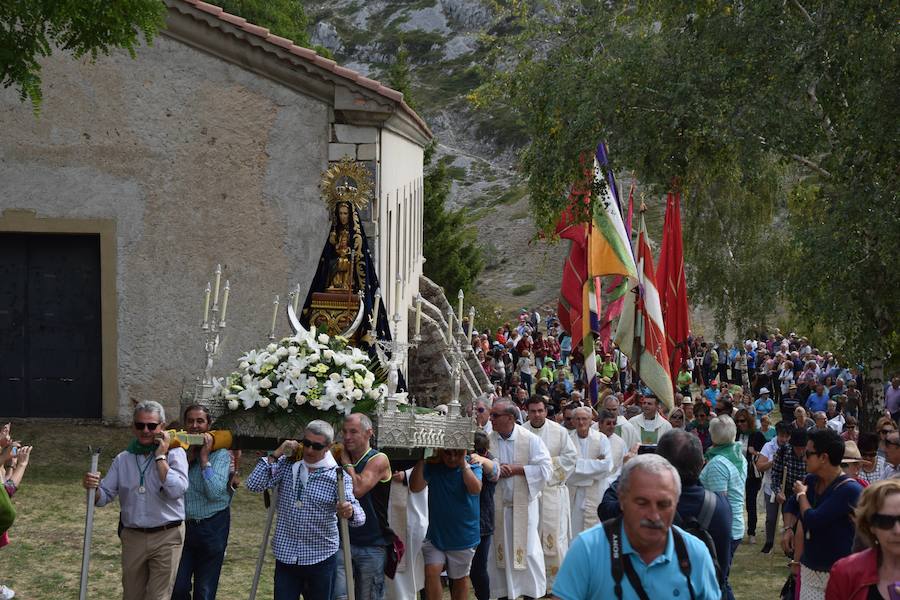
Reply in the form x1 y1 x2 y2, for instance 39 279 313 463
567 407 612 535
628 396 673 445
487 401 553 599
523 398 577 588
596 409 627 486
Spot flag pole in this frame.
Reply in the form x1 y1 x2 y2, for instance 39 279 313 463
248 488 278 600
79 446 101 600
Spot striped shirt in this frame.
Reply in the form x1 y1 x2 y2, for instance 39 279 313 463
700 454 746 541
246 456 365 565
184 448 232 520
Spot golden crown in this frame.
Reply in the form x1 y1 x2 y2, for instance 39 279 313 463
320 157 373 213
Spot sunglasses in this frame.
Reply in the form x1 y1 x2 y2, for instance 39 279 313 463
476 407 487 413
134 422 160 431
671 415 684 420
489 412 509 419
871 513 900 530
736 419 747 424
881 430 896 435
805 450 821 458
300 439 327 451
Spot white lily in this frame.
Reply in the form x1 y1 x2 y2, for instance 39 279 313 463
271 380 294 406
238 381 262 409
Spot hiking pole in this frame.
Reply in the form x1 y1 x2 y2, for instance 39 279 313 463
248 487 278 600
79 446 101 600
336 466 356 600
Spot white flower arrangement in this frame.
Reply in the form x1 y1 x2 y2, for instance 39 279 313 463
213 326 389 421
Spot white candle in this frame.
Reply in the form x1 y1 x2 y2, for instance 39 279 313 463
219 280 230 325
414 294 422 337
202 282 211 326
212 264 222 308
371 290 381 329
270 295 279 338
468 306 476 339
292 283 301 312
447 310 454 344
457 289 464 322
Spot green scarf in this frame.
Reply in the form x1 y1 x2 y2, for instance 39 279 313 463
705 442 744 472
127 439 157 455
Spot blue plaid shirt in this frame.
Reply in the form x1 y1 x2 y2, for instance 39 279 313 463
184 448 232 520
246 456 364 565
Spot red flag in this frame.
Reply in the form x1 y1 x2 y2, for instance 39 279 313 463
656 191 691 381
557 200 589 348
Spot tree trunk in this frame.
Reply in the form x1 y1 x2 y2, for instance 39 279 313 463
861 359 886 432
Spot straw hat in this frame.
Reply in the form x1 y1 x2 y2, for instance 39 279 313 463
842 440 863 464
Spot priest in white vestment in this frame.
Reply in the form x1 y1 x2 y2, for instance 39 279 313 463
385 468 428 600
567 406 612 535
522 397 577 590
601 395 640 450
487 400 552 599
627 395 673 445
596 408 627 487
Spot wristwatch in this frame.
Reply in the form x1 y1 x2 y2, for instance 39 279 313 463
155 455 167 462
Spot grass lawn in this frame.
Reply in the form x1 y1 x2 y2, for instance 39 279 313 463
1 422 788 598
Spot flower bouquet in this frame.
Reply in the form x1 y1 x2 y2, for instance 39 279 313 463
210 328 390 443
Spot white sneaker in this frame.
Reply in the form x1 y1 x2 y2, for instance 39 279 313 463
0 584 15 599
748 535 756 544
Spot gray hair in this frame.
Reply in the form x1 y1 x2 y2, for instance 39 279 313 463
476 394 493 409
709 415 737 445
133 400 165 423
814 411 827 421
573 406 593 419
494 400 519 418
619 454 681 499
349 413 373 432
304 420 334 445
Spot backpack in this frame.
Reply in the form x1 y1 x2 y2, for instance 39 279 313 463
674 489 727 599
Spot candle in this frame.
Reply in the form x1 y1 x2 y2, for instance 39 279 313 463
212 264 222 308
468 306 476 339
457 289 464 322
292 283 301 312
270 294 279 338
414 294 422 337
219 280 230 325
447 310 454 344
202 282 211 326
371 290 381 328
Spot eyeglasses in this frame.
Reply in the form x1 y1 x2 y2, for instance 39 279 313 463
489 412 509 419
476 407 487 413
881 429 896 435
804 450 821 458
871 513 900 530
300 438 327 451
671 415 683 420
133 422 160 431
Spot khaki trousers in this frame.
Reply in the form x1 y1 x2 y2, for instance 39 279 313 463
121 524 185 600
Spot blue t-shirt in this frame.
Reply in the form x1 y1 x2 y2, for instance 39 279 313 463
424 461 482 551
806 392 829 414
754 397 774 416
553 521 721 600
703 388 720 406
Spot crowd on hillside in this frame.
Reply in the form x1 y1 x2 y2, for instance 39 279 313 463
465 307 900 600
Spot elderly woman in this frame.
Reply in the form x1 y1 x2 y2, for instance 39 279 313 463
700 414 746 596
736 408 766 545
841 416 859 443
792 406 816 432
668 407 686 430
826 479 900 600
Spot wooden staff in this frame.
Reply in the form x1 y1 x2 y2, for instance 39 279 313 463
336 467 356 600
79 446 101 600
248 488 278 600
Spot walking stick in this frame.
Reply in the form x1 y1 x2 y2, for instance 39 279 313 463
79 446 101 600
336 467 356 600
248 488 278 600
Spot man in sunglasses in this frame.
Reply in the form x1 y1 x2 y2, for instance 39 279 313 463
82 400 189 600
882 431 900 479
245 420 364 600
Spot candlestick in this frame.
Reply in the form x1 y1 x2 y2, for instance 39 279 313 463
446 310 454 345
212 264 222 308
219 280 230 326
270 295 279 339
371 290 381 329
414 294 422 338
202 282 211 328
457 289 464 323
468 306 476 339
292 284 301 312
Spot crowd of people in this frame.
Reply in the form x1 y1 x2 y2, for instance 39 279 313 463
0 308 887 600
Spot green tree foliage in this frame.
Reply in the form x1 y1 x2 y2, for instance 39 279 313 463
214 0 311 48
423 144 486 296
475 0 899 363
1 0 165 109
385 42 414 109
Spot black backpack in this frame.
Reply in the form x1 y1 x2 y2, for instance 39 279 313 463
674 489 727 598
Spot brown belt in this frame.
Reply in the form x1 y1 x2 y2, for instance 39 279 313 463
125 520 182 533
